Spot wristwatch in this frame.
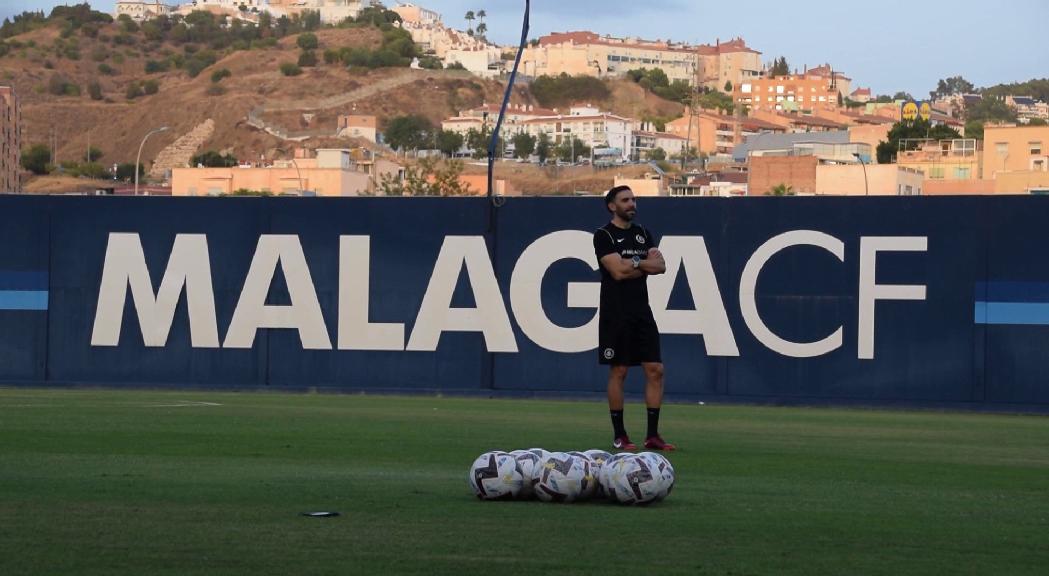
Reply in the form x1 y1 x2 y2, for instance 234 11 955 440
631 256 641 269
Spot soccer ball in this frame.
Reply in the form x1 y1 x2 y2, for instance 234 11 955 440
597 451 632 497
535 452 593 503
583 449 614 497
509 449 543 499
468 451 523 500
567 452 598 500
526 447 552 462
604 453 665 505
636 451 675 501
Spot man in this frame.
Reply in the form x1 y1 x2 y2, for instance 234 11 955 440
593 185 675 451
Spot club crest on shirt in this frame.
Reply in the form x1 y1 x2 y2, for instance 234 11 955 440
636 234 646 244
603 348 615 360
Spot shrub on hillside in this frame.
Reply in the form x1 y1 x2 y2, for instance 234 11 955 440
298 50 318 67
125 80 144 100
529 73 610 108
143 79 159 95
21 144 52 175
97 62 117 76
211 68 231 83
296 32 318 50
47 74 79 97
87 80 102 100
279 62 302 77
206 84 226 96
144 59 170 74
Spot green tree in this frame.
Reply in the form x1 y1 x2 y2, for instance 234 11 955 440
435 130 464 157
115 162 145 181
529 73 610 108
296 32 318 50
931 76 975 100
143 78 159 95
83 146 103 162
893 91 914 101
645 147 666 161
512 132 536 159
966 96 1018 123
21 143 52 175
465 128 492 158
211 68 231 83
1028 118 1048 127
770 56 790 77
964 120 985 140
536 132 551 163
380 157 470 196
724 80 733 92
190 150 238 167
384 115 433 151
768 183 795 196
554 137 589 163
464 11 475 35
125 80 144 100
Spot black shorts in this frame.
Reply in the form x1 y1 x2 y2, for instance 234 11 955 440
598 314 662 366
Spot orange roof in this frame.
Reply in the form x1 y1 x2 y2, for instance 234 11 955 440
805 64 852 81
777 114 847 129
699 111 785 132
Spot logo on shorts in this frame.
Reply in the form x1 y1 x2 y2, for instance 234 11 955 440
636 234 646 244
603 347 615 360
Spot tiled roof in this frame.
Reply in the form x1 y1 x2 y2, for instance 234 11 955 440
537 31 760 56
779 114 847 129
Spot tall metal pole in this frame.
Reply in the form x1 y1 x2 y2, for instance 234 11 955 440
135 126 168 196
854 152 869 196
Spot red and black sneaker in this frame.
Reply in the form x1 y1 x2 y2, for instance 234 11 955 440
612 436 637 451
644 436 676 451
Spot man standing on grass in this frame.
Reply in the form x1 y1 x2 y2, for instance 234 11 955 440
593 185 675 451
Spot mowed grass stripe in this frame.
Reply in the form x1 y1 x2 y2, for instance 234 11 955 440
1 388 1047 576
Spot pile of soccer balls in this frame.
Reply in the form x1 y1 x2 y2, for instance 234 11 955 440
467 448 674 505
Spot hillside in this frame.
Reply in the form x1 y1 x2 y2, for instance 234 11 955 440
1 10 684 187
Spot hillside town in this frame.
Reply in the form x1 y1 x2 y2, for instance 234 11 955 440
0 1 1047 197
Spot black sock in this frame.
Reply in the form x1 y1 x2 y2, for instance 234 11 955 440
647 407 660 439
610 410 626 438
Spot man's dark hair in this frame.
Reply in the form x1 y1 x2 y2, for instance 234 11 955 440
605 185 631 213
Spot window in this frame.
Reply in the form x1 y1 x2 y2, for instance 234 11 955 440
996 142 1008 155
955 167 971 179
929 166 945 179
1034 159 1046 171
776 86 785 94
1031 141 1043 155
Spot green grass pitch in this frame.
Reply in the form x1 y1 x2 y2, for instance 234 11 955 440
1 388 1048 575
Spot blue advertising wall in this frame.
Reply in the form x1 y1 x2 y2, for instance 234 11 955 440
0 195 1047 410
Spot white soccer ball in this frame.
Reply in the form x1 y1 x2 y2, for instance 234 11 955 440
526 447 552 462
635 451 675 501
583 449 614 497
597 452 631 497
509 449 543 499
604 453 666 505
468 451 523 500
535 452 594 503
567 452 598 500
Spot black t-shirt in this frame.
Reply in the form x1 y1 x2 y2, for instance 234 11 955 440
593 222 656 320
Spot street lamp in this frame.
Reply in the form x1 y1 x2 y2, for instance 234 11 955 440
274 147 305 195
135 126 169 196
852 152 869 196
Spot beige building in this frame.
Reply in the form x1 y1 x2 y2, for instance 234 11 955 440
440 103 557 136
114 1 176 21
749 155 922 196
337 115 377 143
664 112 785 157
631 131 686 160
982 124 1049 193
1005 96 1049 124
521 31 761 90
0 85 20 193
896 139 981 181
391 2 441 25
172 149 402 197
520 106 635 161
266 0 372 24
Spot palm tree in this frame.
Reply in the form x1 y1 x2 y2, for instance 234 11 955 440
464 10 475 35
476 22 488 41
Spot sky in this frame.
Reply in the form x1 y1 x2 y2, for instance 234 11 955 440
3 0 1046 97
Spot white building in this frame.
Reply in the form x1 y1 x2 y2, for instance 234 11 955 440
521 106 634 161
114 1 176 21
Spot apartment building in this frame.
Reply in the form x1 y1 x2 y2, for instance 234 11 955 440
735 69 845 114
631 131 686 159
749 153 922 196
896 139 981 181
520 106 634 161
0 86 20 193
1005 96 1049 124
984 124 1049 174
391 2 441 25
266 0 372 24
440 103 558 136
521 31 761 90
665 112 785 157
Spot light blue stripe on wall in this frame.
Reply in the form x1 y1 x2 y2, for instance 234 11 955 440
0 290 49 311
975 301 1049 326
